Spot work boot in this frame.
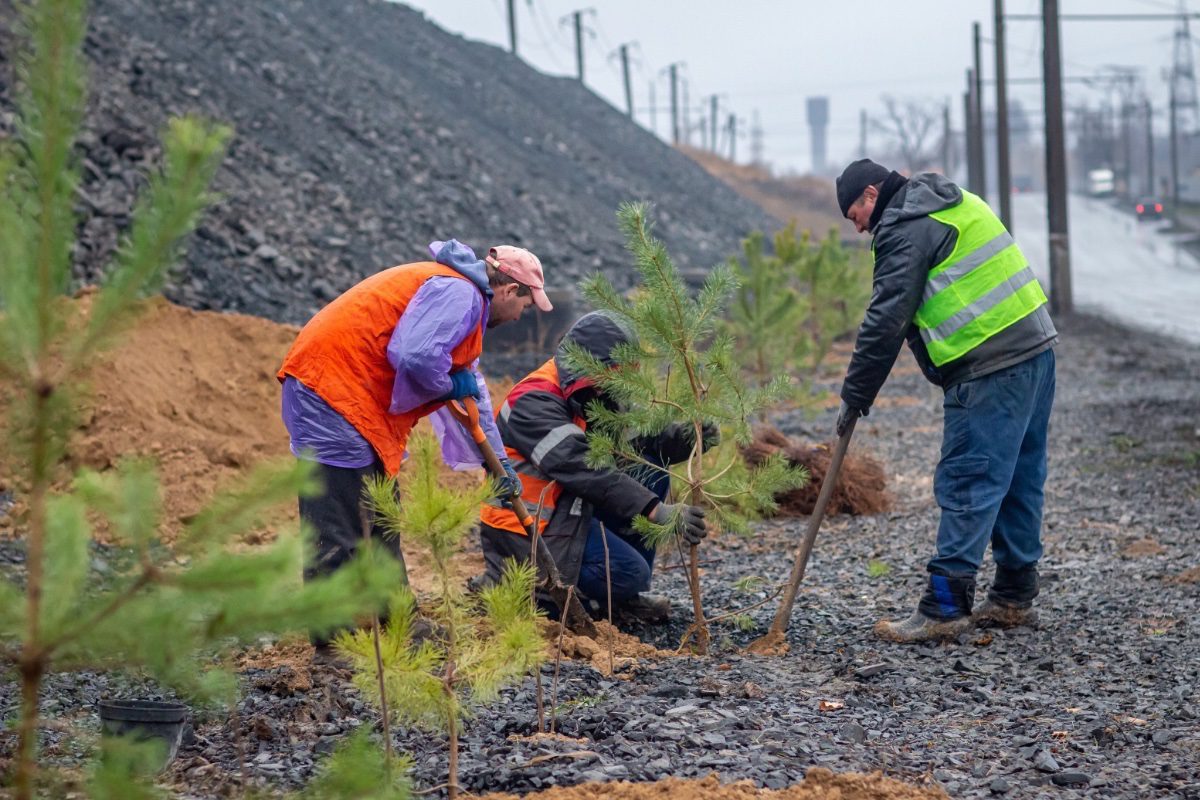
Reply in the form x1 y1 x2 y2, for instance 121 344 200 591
875 571 976 643
974 564 1040 628
613 593 672 624
873 609 973 643
972 598 1038 628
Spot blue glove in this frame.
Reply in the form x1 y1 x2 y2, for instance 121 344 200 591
493 457 521 507
442 370 480 401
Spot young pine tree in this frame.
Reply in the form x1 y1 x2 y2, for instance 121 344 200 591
337 432 545 800
564 202 807 654
0 2 402 797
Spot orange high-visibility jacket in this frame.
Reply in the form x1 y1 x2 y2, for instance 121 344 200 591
278 262 484 475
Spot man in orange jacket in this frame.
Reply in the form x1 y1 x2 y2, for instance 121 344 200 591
277 240 552 650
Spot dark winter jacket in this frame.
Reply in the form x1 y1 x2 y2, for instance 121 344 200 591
478 311 696 589
840 173 1058 411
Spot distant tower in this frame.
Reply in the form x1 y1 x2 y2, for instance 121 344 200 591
1172 0 1200 133
806 97 830 173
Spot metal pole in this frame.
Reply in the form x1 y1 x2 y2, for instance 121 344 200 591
1170 80 1180 220
507 0 517 54
966 69 980 191
710 95 719 153
1043 0 1073 315
669 64 679 144
973 22 989 200
1145 97 1154 196
943 100 952 176
728 113 737 162
620 44 633 117
573 11 584 82
995 0 1013 229
649 80 657 136
962 90 972 184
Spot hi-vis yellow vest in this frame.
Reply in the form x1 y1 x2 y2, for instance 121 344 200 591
911 191 1048 366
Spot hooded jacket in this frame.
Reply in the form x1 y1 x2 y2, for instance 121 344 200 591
478 311 697 591
841 173 1058 411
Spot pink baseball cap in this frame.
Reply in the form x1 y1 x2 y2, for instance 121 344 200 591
487 245 553 312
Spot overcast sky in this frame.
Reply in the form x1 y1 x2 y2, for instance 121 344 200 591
396 0 1197 174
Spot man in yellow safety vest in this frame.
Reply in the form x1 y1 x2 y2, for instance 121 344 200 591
835 159 1058 643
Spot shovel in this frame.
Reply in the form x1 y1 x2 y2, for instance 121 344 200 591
445 397 598 637
749 418 857 653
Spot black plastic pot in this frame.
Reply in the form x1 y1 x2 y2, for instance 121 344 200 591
97 699 187 770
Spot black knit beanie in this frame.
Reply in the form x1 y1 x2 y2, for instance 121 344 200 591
836 158 891 217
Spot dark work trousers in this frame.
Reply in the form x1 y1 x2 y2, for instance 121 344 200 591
928 348 1057 581
576 461 671 604
300 460 405 646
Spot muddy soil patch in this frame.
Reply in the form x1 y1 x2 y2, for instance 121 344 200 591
483 769 946 799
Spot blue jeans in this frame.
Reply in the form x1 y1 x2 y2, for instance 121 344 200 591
577 464 670 603
928 348 1056 577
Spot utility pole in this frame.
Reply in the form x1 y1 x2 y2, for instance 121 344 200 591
615 43 633 117
728 113 737 162
709 95 719 153
572 11 584 82
681 78 691 146
1145 97 1155 196
943 100 952 176
973 21 988 200
751 110 764 166
963 88 974 185
649 80 657 136
1170 79 1180 220
507 0 518 55
966 68 981 191
560 9 595 83
1043 0 1073 315
667 63 681 144
994 0 1013 229
859 108 868 158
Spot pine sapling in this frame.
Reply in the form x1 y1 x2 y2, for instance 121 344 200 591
337 432 545 800
0 2 402 795
564 202 808 654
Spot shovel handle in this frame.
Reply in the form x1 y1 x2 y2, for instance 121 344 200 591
446 399 486 444
448 397 535 529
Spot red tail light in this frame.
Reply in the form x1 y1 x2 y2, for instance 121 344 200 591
1155 203 1163 213
1136 204 1145 213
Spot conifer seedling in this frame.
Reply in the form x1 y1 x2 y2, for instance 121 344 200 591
0 2 402 796
337 432 545 800
564 202 808 653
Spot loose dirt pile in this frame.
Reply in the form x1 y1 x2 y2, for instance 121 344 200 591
548 620 678 677
483 769 946 800
741 426 891 516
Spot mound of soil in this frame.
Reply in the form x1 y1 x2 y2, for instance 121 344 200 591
549 620 678 677
484 769 946 800
742 426 891 516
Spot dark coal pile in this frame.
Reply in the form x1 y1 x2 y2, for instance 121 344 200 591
4 312 1198 800
0 0 777 327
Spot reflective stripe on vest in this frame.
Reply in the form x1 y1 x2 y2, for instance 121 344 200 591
913 190 1048 366
479 359 585 537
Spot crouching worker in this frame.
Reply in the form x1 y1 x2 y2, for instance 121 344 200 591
277 240 553 656
473 311 711 624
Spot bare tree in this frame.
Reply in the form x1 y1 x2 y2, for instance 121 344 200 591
872 95 941 173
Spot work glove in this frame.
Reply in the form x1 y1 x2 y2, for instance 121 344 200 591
650 502 708 546
442 369 480 401
492 457 521 507
835 401 868 437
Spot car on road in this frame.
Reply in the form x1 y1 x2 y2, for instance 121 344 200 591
1135 198 1165 222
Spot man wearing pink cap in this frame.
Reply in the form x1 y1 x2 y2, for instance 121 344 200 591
277 239 551 658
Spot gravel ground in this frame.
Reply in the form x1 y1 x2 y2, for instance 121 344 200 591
2 312 1198 799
